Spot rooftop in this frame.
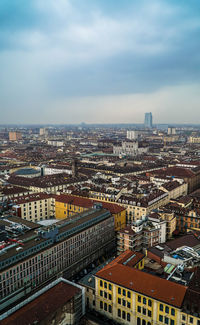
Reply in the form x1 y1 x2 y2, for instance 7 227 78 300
96 250 187 308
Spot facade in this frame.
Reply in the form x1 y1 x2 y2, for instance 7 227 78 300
158 211 176 239
55 194 126 231
0 207 115 312
12 193 55 222
144 112 153 128
39 128 48 136
94 251 200 325
43 166 72 176
127 130 138 140
47 140 64 147
8 132 22 141
117 217 166 254
189 136 200 143
176 209 200 233
159 180 188 200
113 141 139 157
168 127 176 135
117 191 169 223
8 174 87 194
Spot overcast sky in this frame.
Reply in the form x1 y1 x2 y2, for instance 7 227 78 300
0 0 200 124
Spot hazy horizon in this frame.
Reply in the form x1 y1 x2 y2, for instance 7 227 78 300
0 0 200 124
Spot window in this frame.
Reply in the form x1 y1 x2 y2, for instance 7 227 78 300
159 315 163 322
165 306 169 314
122 311 126 320
109 284 112 290
127 313 131 322
137 306 141 313
104 303 107 311
142 320 146 325
148 299 152 307
171 320 174 325
127 302 131 308
100 301 103 309
104 282 107 289
189 317 193 324
160 304 163 311
182 315 186 321
100 280 103 287
100 290 103 297
143 308 146 315
118 309 121 317
127 291 131 298
138 295 141 302
118 287 121 294
104 292 107 299
137 318 141 325
165 317 169 324
108 305 112 313
109 294 112 300
123 289 126 296
148 310 152 317
171 308 175 316
143 297 146 305
118 298 121 304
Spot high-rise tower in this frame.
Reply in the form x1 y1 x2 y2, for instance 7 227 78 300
144 112 153 128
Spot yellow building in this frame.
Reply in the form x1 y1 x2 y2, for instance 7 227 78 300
158 211 176 239
55 194 126 231
116 191 169 223
160 181 188 200
189 136 200 143
94 251 200 325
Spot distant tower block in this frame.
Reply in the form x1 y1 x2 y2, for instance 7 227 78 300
127 130 138 140
168 127 176 135
9 131 22 141
144 112 153 128
72 159 78 178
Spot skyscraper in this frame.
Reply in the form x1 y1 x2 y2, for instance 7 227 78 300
144 112 153 128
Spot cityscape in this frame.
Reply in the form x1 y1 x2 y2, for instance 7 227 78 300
0 118 200 324
1 0 200 325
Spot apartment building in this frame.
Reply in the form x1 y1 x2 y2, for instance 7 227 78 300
160 180 188 200
11 193 55 222
0 206 115 311
8 174 87 194
117 216 166 254
9 132 22 141
117 190 169 223
158 210 176 239
94 250 200 325
55 194 126 231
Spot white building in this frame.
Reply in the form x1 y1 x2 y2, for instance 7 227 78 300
113 141 148 157
127 130 138 140
113 141 138 157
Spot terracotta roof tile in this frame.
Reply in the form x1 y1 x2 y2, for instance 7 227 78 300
96 250 187 308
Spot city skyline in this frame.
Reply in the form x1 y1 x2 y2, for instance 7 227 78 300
0 0 200 124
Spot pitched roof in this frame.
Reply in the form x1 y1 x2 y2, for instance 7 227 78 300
96 251 187 308
56 194 125 214
1 282 80 325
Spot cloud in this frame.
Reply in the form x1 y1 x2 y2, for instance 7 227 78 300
0 0 200 123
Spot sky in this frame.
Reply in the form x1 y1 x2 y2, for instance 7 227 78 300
0 0 200 124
